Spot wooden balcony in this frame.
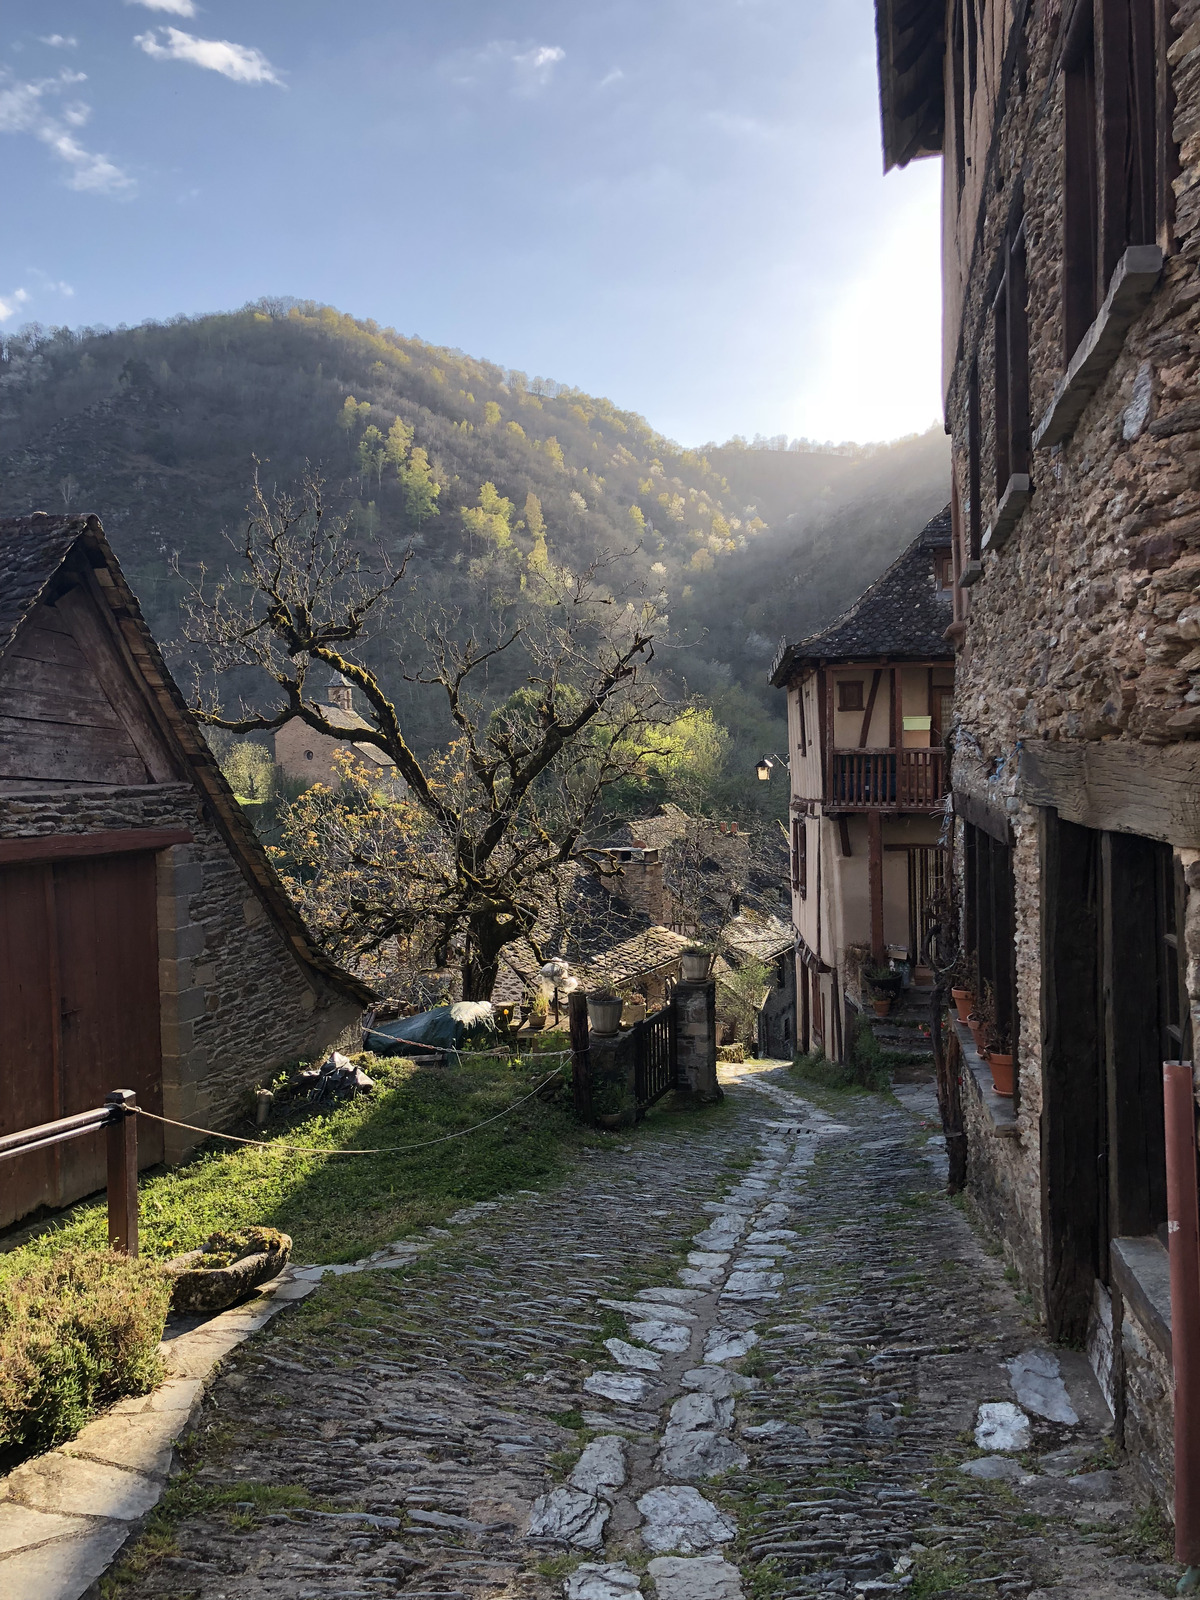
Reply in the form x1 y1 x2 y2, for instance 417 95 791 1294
829 748 946 811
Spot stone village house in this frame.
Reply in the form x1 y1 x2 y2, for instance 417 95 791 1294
876 0 1200 1512
274 671 398 789
0 513 368 1231
770 511 956 1060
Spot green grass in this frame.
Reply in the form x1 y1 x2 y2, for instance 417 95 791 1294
1 1050 592 1276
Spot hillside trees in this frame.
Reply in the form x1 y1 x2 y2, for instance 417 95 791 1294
183 469 665 1000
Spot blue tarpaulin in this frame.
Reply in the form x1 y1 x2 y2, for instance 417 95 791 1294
364 1001 496 1057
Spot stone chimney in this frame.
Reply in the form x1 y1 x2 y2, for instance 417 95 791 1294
607 847 667 925
327 672 354 715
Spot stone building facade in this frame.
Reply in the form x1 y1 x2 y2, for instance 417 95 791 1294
876 0 1200 1513
0 514 368 1227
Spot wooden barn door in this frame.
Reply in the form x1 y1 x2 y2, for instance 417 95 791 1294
0 850 163 1229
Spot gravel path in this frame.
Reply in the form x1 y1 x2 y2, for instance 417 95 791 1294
107 1064 1179 1600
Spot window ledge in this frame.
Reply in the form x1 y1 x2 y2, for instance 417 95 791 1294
958 558 984 588
981 474 1032 555
1033 245 1164 451
1111 1234 1172 1361
952 1018 1019 1138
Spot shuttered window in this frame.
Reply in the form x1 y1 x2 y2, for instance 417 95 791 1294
993 217 1031 496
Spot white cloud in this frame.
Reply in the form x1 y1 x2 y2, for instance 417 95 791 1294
0 287 30 323
446 39 565 96
125 0 198 15
0 68 135 196
39 35 78 49
134 27 284 85
598 68 624 90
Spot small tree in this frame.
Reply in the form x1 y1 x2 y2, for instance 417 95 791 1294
182 468 662 999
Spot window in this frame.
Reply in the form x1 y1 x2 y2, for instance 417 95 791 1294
838 680 864 712
993 216 1031 497
792 818 808 898
305 749 314 760
934 550 954 591
1062 0 1171 362
963 817 1017 1089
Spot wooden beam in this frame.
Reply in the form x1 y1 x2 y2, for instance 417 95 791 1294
858 669 883 748
0 830 192 867
953 787 1012 844
868 809 885 964
1020 739 1200 846
838 816 852 858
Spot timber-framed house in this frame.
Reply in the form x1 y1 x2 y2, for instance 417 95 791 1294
770 509 955 1060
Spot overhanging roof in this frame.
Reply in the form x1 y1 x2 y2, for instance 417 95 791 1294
876 0 946 170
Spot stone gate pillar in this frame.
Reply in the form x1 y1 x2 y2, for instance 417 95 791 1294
673 979 722 1103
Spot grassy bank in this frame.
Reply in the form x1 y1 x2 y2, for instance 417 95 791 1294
0 1050 587 1280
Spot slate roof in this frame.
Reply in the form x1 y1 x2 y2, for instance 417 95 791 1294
769 505 953 685
0 512 372 1006
720 909 794 965
0 513 89 657
581 927 693 990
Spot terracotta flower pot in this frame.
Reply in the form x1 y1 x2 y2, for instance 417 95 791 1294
967 1016 987 1053
985 1051 1014 1097
872 997 891 1018
951 988 975 1024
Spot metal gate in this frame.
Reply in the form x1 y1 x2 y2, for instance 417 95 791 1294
906 845 947 969
634 1006 676 1114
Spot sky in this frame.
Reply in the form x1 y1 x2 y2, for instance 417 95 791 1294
0 1 944 447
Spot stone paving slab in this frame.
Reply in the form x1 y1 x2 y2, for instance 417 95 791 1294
59 1058 1186 1600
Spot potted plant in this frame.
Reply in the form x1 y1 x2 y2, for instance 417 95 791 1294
526 992 550 1032
864 964 902 1016
950 955 978 1025
984 1022 1014 1097
681 946 714 982
966 981 993 1056
588 990 624 1035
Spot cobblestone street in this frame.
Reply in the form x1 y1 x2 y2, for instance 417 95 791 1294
108 1065 1180 1600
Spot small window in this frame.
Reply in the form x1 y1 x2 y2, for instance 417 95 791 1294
993 216 1031 497
838 680 864 712
305 750 314 760
934 551 954 591
792 818 808 898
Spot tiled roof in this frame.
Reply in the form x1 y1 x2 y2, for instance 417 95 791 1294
581 927 694 990
720 910 794 964
770 504 953 684
306 704 395 768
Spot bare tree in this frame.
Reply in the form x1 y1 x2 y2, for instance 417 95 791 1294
181 468 664 999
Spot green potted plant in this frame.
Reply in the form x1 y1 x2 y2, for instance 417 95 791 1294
865 963 902 1016
984 1015 1014 1097
951 954 978 1025
526 992 550 1032
588 990 624 1035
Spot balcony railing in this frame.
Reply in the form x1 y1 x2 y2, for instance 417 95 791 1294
830 748 946 810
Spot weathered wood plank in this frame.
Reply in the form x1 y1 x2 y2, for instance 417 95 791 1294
954 787 1012 843
54 586 178 784
0 716 148 785
0 779 132 794
8 623 89 669
0 653 124 730
0 830 192 866
1020 739 1200 845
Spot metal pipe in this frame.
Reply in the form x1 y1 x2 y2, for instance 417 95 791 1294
0 1105 112 1159
1163 1060 1200 1567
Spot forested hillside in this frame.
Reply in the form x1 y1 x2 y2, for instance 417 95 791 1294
0 302 948 806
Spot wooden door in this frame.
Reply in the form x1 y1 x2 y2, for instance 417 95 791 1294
0 851 163 1228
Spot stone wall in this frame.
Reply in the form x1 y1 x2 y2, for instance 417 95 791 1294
940 0 1200 1510
0 783 361 1159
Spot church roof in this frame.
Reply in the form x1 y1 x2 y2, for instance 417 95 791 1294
769 505 953 685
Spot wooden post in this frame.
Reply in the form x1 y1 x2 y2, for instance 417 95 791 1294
868 809 885 964
105 1089 138 1256
567 993 591 1123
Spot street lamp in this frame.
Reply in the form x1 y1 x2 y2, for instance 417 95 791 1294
756 753 789 782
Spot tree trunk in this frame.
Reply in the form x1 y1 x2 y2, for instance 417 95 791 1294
461 918 505 1002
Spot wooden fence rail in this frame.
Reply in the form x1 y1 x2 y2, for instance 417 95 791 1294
0 1089 139 1255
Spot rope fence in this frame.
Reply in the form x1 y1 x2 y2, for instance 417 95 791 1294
131 1066 565 1157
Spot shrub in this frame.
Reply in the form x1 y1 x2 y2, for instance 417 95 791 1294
0 1250 171 1454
